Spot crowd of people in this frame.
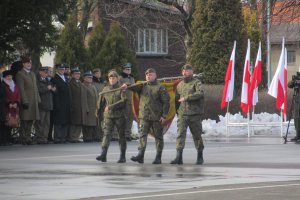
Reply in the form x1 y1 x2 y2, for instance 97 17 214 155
0 57 135 146
1 58 206 165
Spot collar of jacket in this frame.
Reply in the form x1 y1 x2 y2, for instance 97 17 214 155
93 76 104 83
121 72 132 78
109 83 119 89
147 80 158 85
183 76 193 83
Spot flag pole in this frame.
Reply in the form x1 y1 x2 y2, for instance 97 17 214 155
247 108 250 137
280 109 283 137
226 101 230 137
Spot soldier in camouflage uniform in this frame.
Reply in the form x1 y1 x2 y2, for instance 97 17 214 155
96 70 127 163
170 64 205 165
121 68 170 164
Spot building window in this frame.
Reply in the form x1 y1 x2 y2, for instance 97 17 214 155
287 51 296 63
137 29 168 55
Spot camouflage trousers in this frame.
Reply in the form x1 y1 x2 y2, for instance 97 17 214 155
176 114 204 151
138 120 164 152
101 117 126 151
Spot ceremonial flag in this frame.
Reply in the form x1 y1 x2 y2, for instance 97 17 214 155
132 80 181 136
268 38 287 119
221 41 236 109
240 39 251 113
249 42 262 108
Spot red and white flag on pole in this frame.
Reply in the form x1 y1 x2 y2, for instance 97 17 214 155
221 41 236 109
248 42 262 108
268 38 287 119
240 39 251 113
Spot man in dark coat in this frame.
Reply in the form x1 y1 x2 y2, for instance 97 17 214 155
52 63 71 143
35 67 55 144
0 75 6 145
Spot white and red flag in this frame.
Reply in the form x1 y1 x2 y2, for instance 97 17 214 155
240 39 251 113
248 42 262 108
268 38 287 119
221 41 236 109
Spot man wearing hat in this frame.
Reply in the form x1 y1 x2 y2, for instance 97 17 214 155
170 64 205 165
119 63 136 141
82 71 98 142
52 63 71 143
16 57 40 145
96 70 127 163
34 67 55 144
92 68 105 142
68 67 85 143
121 68 170 164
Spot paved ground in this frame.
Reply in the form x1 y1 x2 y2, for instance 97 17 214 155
0 136 299 200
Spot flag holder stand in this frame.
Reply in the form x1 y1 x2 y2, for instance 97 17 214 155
225 109 293 138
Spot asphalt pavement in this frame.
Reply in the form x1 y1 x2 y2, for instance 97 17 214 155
0 136 299 200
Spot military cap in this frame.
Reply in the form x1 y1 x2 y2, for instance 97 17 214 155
71 67 80 74
145 68 156 75
21 57 31 64
2 70 13 77
83 70 93 77
108 70 119 77
122 63 132 69
55 63 66 69
39 66 49 71
92 68 101 73
182 64 193 70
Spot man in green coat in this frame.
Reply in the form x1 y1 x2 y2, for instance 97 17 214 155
96 70 127 163
170 64 205 165
121 68 170 164
16 57 40 145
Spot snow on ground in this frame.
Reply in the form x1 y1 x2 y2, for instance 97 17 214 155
131 112 296 141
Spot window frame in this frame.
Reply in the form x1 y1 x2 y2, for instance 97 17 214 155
136 28 168 56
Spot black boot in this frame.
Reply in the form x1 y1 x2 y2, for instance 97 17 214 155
117 150 126 163
152 151 162 164
131 150 144 163
96 148 107 162
196 150 204 165
170 150 183 165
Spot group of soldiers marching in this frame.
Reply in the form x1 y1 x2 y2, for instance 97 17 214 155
1 58 205 165
96 64 205 165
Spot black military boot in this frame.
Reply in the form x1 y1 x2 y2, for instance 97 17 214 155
170 150 183 165
196 150 204 165
117 150 126 163
152 151 162 164
131 150 144 163
96 148 107 162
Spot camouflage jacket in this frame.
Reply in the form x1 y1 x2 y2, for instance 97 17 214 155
176 76 204 116
98 83 126 119
130 80 170 121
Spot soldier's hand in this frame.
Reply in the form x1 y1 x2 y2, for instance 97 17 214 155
120 84 127 90
159 117 166 124
104 106 109 112
178 97 185 102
